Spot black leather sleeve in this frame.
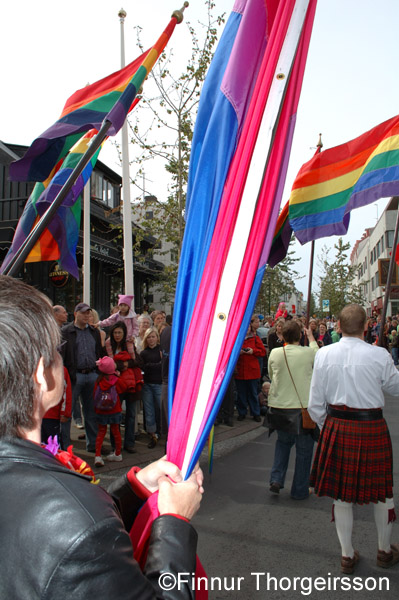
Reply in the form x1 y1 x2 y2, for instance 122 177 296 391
43 514 198 600
144 516 198 600
107 474 145 532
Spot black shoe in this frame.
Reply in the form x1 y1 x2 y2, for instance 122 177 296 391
237 415 245 421
253 415 262 422
148 435 157 449
78 433 86 440
224 419 234 427
269 482 281 494
124 446 137 454
87 447 96 454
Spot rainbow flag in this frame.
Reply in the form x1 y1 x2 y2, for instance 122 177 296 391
9 54 147 183
267 200 292 267
1 131 101 278
289 115 399 244
10 18 177 183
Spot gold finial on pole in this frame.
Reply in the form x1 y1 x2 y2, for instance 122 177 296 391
172 2 189 24
317 133 323 151
118 8 127 22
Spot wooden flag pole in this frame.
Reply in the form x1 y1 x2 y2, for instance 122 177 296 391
305 133 323 325
306 240 315 325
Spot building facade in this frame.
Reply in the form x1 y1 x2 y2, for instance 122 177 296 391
350 196 399 316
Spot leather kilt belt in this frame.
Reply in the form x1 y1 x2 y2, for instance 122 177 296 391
327 406 383 421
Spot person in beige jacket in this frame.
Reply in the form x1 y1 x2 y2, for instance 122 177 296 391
267 320 318 499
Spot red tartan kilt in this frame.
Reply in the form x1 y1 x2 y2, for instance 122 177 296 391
310 413 393 504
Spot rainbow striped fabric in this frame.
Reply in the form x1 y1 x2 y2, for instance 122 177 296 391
10 19 177 183
289 115 399 244
1 131 101 278
267 200 292 267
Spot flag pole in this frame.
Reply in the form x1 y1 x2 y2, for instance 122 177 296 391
83 179 91 304
2 119 113 277
306 240 315 325
306 133 323 325
119 8 135 299
378 201 399 346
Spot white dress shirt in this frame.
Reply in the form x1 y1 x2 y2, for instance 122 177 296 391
308 336 399 427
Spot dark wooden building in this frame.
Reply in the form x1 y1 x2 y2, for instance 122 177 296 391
0 141 163 317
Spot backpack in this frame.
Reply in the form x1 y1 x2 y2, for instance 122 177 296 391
94 384 118 411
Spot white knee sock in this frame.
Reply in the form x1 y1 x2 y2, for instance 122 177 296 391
374 498 395 553
333 500 354 558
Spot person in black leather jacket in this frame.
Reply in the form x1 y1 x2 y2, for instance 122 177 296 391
0 275 203 600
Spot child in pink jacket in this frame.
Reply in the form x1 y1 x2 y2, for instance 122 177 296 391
98 295 139 357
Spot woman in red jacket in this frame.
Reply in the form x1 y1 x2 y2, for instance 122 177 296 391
234 323 266 422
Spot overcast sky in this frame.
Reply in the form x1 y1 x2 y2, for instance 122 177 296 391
2 0 398 295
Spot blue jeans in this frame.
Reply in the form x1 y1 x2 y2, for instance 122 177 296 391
123 394 137 448
235 379 260 417
72 372 98 451
270 430 315 499
392 347 399 366
142 383 161 434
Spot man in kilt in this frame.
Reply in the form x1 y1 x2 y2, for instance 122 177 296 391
308 304 399 574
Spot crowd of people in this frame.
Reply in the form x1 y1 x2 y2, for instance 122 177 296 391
51 297 173 465
2 279 399 591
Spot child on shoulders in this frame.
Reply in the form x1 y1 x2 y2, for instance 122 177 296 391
98 295 139 358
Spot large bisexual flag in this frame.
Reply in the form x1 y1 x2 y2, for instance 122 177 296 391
289 115 399 244
167 0 318 479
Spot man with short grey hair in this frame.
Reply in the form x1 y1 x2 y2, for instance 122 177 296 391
53 305 68 327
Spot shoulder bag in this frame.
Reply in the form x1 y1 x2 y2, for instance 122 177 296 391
283 346 316 430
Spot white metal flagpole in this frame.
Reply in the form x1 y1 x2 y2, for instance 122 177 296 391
119 8 135 300
82 179 91 305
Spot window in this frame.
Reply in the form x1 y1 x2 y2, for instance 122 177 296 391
381 236 384 253
90 172 116 208
386 230 394 248
376 241 381 257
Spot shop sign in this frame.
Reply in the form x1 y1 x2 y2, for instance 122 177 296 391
49 263 69 288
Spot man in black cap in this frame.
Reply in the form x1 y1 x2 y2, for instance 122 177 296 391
61 303 105 452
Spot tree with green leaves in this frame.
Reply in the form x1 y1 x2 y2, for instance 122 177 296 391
124 2 225 305
256 242 304 316
317 237 364 317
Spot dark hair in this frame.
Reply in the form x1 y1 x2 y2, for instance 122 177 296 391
338 304 366 336
282 320 301 344
109 321 128 355
0 275 60 437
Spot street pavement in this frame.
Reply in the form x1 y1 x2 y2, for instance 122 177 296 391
71 397 399 599
193 395 399 599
